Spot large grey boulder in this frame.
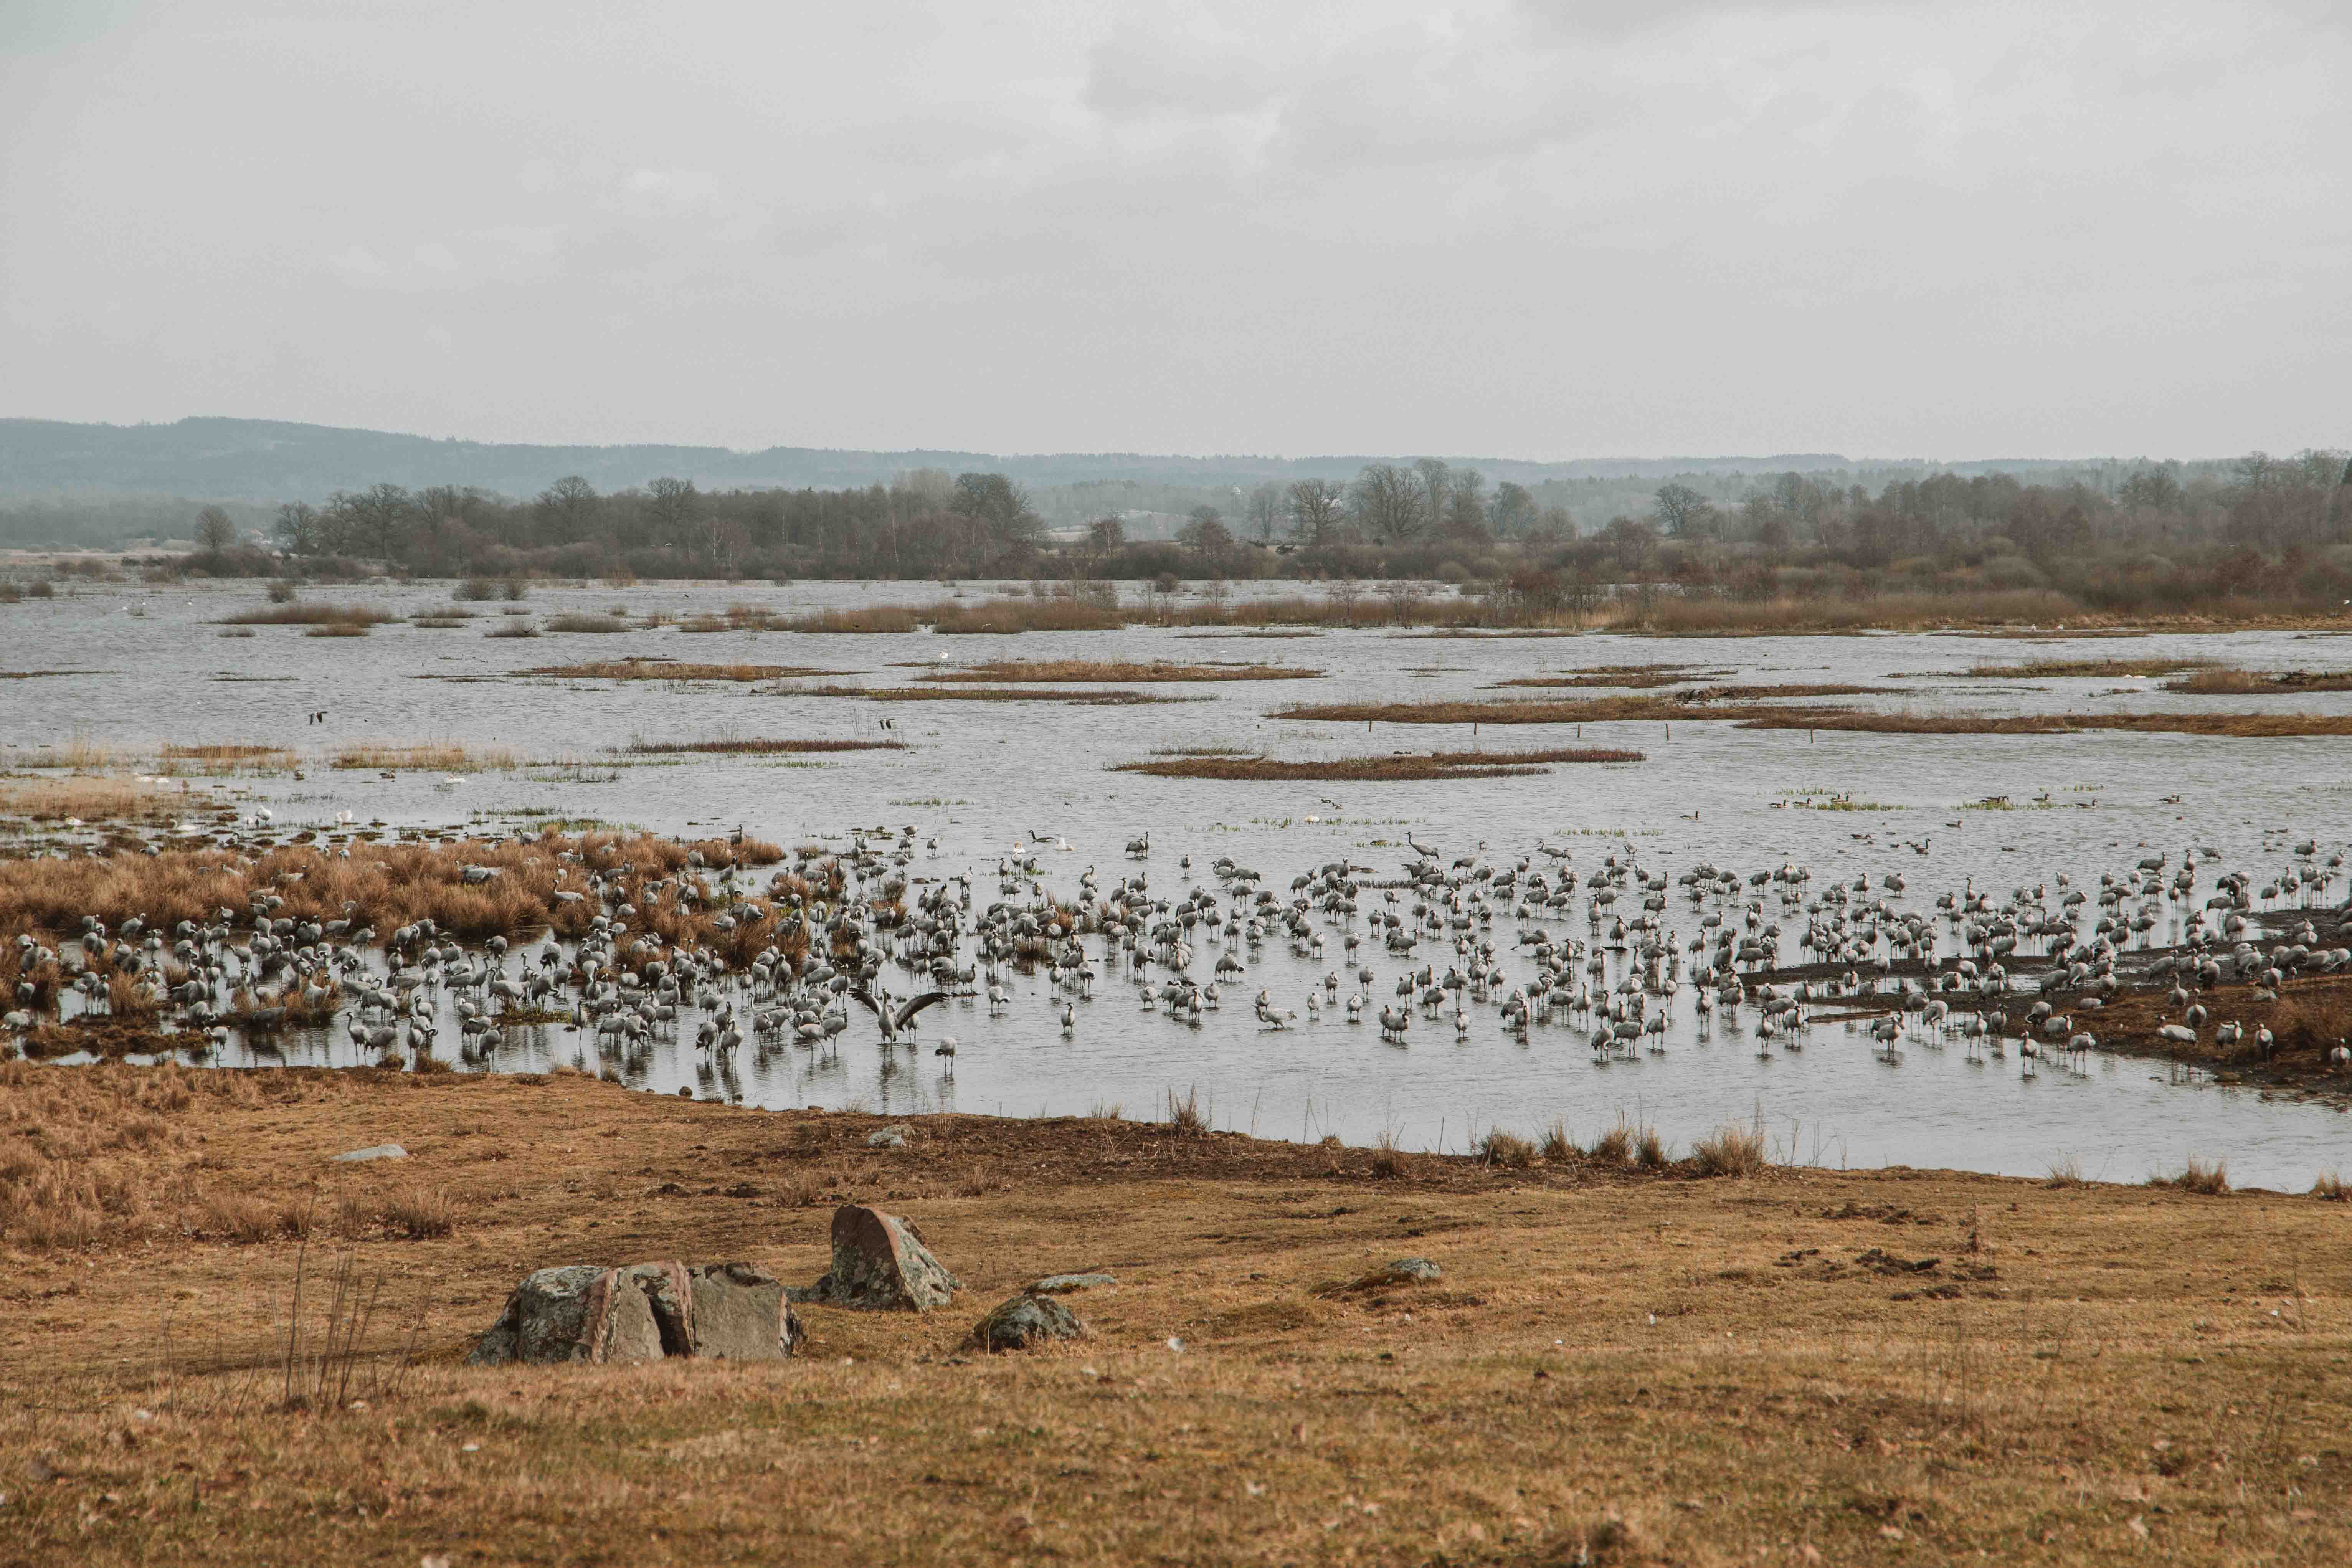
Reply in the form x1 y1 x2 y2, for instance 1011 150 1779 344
803 1205 960 1312
467 1258 801 1366
971 1292 1085 1353
687 1262 805 1360
468 1264 666 1366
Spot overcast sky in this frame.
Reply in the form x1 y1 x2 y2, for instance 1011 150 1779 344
2 1 2345 461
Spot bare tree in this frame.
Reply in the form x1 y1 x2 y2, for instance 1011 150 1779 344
1350 464 1425 543
1652 482 1714 537
273 500 321 554
1414 458 1452 531
1288 479 1344 545
195 506 236 553
1245 481 1285 541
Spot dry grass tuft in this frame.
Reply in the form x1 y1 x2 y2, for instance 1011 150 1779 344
1479 1128 1535 1168
1690 1122 1769 1177
542 613 637 633
1165 1087 1209 1136
2046 1155 2088 1188
1541 1120 1577 1162
1591 1121 1634 1164
1369 1128 1406 1178
380 1186 456 1238
2170 1156 2231 1195
2314 1170 2347 1202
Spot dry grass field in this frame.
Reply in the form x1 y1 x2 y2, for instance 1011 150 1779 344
0 1066 2345 1567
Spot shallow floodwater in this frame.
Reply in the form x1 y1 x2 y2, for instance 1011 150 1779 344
8 578 2352 1187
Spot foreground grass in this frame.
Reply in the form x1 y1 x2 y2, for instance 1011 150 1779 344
0 1067 2345 1566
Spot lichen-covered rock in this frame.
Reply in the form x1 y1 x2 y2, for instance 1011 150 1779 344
971 1292 1085 1352
463 1260 616 1363
687 1262 805 1359
1027 1273 1116 1294
806 1205 960 1312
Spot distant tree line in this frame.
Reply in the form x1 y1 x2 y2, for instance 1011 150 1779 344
125 449 2352 616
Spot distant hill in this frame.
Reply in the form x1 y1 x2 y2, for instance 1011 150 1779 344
0 414 2067 504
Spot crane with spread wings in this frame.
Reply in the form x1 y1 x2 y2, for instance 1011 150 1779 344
849 986 948 1044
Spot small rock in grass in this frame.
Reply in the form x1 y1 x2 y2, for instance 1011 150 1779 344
972 1292 1085 1353
1026 1273 1116 1294
332 1143 408 1163
866 1124 909 1149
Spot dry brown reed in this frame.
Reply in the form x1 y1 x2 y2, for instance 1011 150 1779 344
2314 1171 2347 1201
1494 666 1718 689
623 736 908 754
525 659 833 681
0 829 787 952
331 742 520 772
303 623 370 637
2162 667 2352 694
0 776 175 822
1967 657 2210 678
1275 693 2352 738
786 684 1189 705
221 603 396 627
1591 1122 1634 1164
1114 747 1642 782
542 613 636 633
921 659 1321 683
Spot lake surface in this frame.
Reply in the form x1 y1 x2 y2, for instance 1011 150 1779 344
8 578 2352 1186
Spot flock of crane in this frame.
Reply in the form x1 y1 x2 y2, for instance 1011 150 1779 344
12 819 2352 1097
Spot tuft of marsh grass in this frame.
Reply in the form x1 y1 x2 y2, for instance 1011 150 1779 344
1541 1120 1577 1162
1591 1121 1634 1165
1635 1126 1668 1168
485 621 540 638
2314 1170 2347 1202
1369 1128 1406 1178
1479 1128 1535 1168
1166 1087 1208 1137
2171 1156 2230 1196
2046 1155 2088 1188
1690 1122 1769 1177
